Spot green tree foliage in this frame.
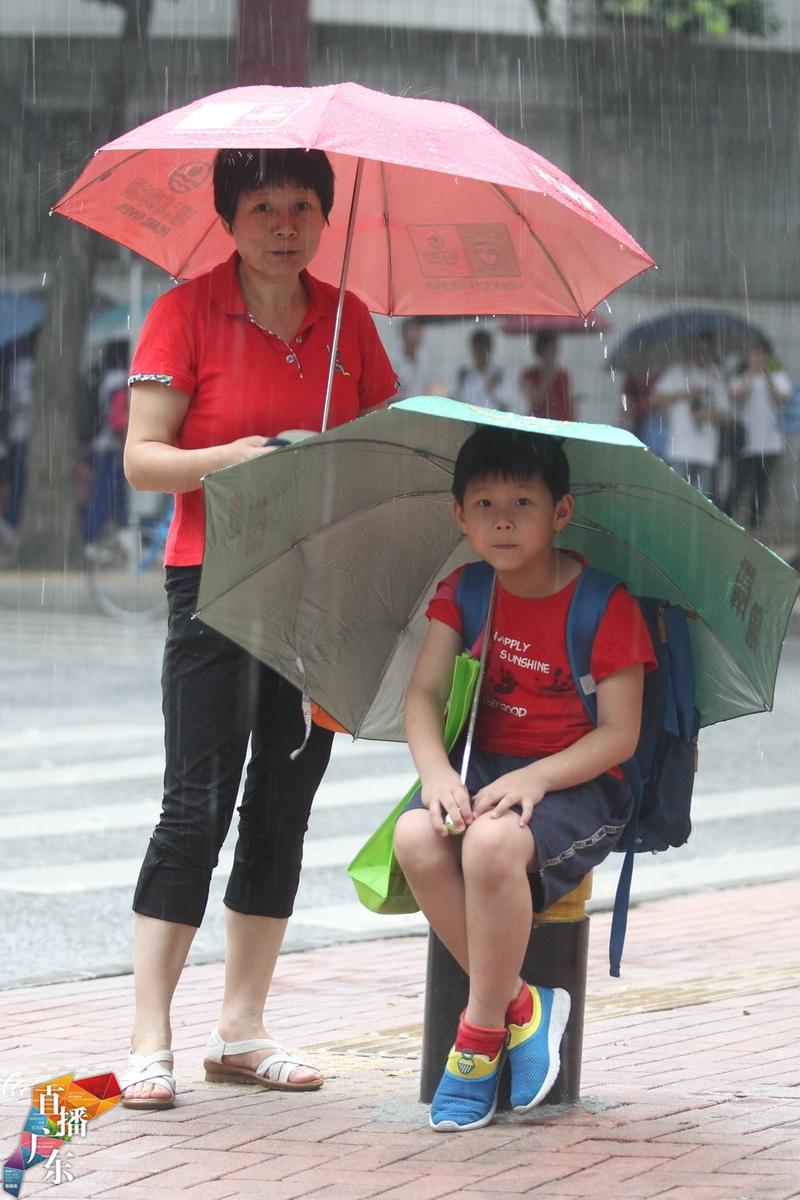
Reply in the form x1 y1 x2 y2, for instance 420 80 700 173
599 0 779 36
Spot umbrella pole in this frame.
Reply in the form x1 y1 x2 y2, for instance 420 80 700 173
321 156 365 432
459 574 497 786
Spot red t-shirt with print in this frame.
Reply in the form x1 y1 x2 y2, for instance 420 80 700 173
426 564 656 777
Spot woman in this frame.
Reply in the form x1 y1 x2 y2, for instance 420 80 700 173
120 148 397 1109
728 340 790 529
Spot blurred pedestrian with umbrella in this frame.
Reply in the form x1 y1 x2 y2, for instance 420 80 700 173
727 338 791 529
119 147 397 1109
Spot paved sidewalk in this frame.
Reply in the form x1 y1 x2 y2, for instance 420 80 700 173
1 880 798 1200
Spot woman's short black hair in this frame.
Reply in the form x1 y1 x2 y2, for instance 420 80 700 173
213 148 335 226
452 427 570 505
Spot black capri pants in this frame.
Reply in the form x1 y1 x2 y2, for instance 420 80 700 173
132 567 334 927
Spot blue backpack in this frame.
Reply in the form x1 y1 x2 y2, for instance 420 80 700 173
456 560 700 976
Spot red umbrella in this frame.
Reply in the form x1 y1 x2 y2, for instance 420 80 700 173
500 311 612 336
55 82 652 316
54 82 652 426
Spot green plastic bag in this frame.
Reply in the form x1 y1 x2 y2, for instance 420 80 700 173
347 653 481 914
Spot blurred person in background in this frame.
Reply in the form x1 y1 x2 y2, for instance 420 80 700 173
727 339 790 531
452 329 516 411
651 333 730 501
395 317 433 400
1 331 36 535
82 340 131 554
519 332 572 422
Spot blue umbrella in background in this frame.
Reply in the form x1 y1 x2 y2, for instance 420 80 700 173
0 293 45 350
609 308 772 376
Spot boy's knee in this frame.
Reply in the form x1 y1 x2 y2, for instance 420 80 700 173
462 814 532 880
393 810 436 871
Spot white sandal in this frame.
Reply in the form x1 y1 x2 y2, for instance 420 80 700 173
203 1029 323 1091
120 1049 176 1110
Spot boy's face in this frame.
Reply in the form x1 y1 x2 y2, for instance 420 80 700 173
453 474 573 573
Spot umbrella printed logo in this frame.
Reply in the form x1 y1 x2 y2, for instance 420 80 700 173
168 162 212 194
2 1072 121 1196
409 224 520 280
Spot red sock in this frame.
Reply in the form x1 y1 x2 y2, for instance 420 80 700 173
455 1013 505 1059
505 981 533 1027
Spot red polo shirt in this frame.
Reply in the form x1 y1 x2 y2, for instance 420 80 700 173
129 253 398 565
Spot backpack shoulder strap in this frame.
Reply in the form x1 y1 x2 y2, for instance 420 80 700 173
565 567 642 980
456 561 495 656
565 566 624 726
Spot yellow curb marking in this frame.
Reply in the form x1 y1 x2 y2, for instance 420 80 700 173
303 963 800 1061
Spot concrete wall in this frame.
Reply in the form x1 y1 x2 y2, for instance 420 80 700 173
1 18 797 391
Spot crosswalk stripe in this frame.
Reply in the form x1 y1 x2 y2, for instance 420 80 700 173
2 774 794 833
1 756 167 791
2 773 415 838
0 725 162 752
0 824 797 901
0 835 366 894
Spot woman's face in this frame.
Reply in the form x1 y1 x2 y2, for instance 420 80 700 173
228 183 326 283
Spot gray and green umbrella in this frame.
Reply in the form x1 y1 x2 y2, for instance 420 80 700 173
195 397 798 741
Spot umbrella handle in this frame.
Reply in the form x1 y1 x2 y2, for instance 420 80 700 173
321 157 365 433
459 573 496 787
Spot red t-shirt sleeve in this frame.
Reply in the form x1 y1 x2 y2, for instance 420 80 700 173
425 566 466 637
591 586 657 683
346 294 398 413
129 288 197 397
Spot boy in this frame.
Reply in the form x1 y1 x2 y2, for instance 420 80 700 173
394 427 655 1132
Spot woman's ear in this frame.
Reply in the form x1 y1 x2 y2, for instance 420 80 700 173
553 493 574 530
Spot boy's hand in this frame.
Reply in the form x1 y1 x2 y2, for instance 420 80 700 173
421 768 473 837
472 768 548 828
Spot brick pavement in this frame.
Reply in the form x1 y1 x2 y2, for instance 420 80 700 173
1 879 798 1199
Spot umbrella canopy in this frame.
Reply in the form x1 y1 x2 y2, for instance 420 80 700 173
500 310 612 336
609 308 772 376
195 397 798 741
53 82 653 319
0 292 45 349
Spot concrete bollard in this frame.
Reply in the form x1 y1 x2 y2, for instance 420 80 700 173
419 872 592 1108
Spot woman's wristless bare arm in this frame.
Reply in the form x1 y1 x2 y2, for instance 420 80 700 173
123 382 272 494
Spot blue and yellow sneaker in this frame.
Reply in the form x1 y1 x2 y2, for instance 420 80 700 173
506 984 571 1113
429 1045 503 1132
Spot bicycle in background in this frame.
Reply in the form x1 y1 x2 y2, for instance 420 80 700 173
86 488 171 621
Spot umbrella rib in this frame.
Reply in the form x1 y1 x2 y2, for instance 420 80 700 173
51 148 148 209
380 161 395 316
491 183 585 318
173 211 224 281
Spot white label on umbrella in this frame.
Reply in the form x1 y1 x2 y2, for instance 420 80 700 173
176 103 258 129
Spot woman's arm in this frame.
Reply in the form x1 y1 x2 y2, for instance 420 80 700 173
472 663 644 826
123 382 272 494
404 618 472 834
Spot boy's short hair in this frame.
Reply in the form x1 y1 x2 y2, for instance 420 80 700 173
213 148 335 226
452 427 570 505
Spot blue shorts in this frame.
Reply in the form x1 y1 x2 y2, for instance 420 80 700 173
402 744 633 912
